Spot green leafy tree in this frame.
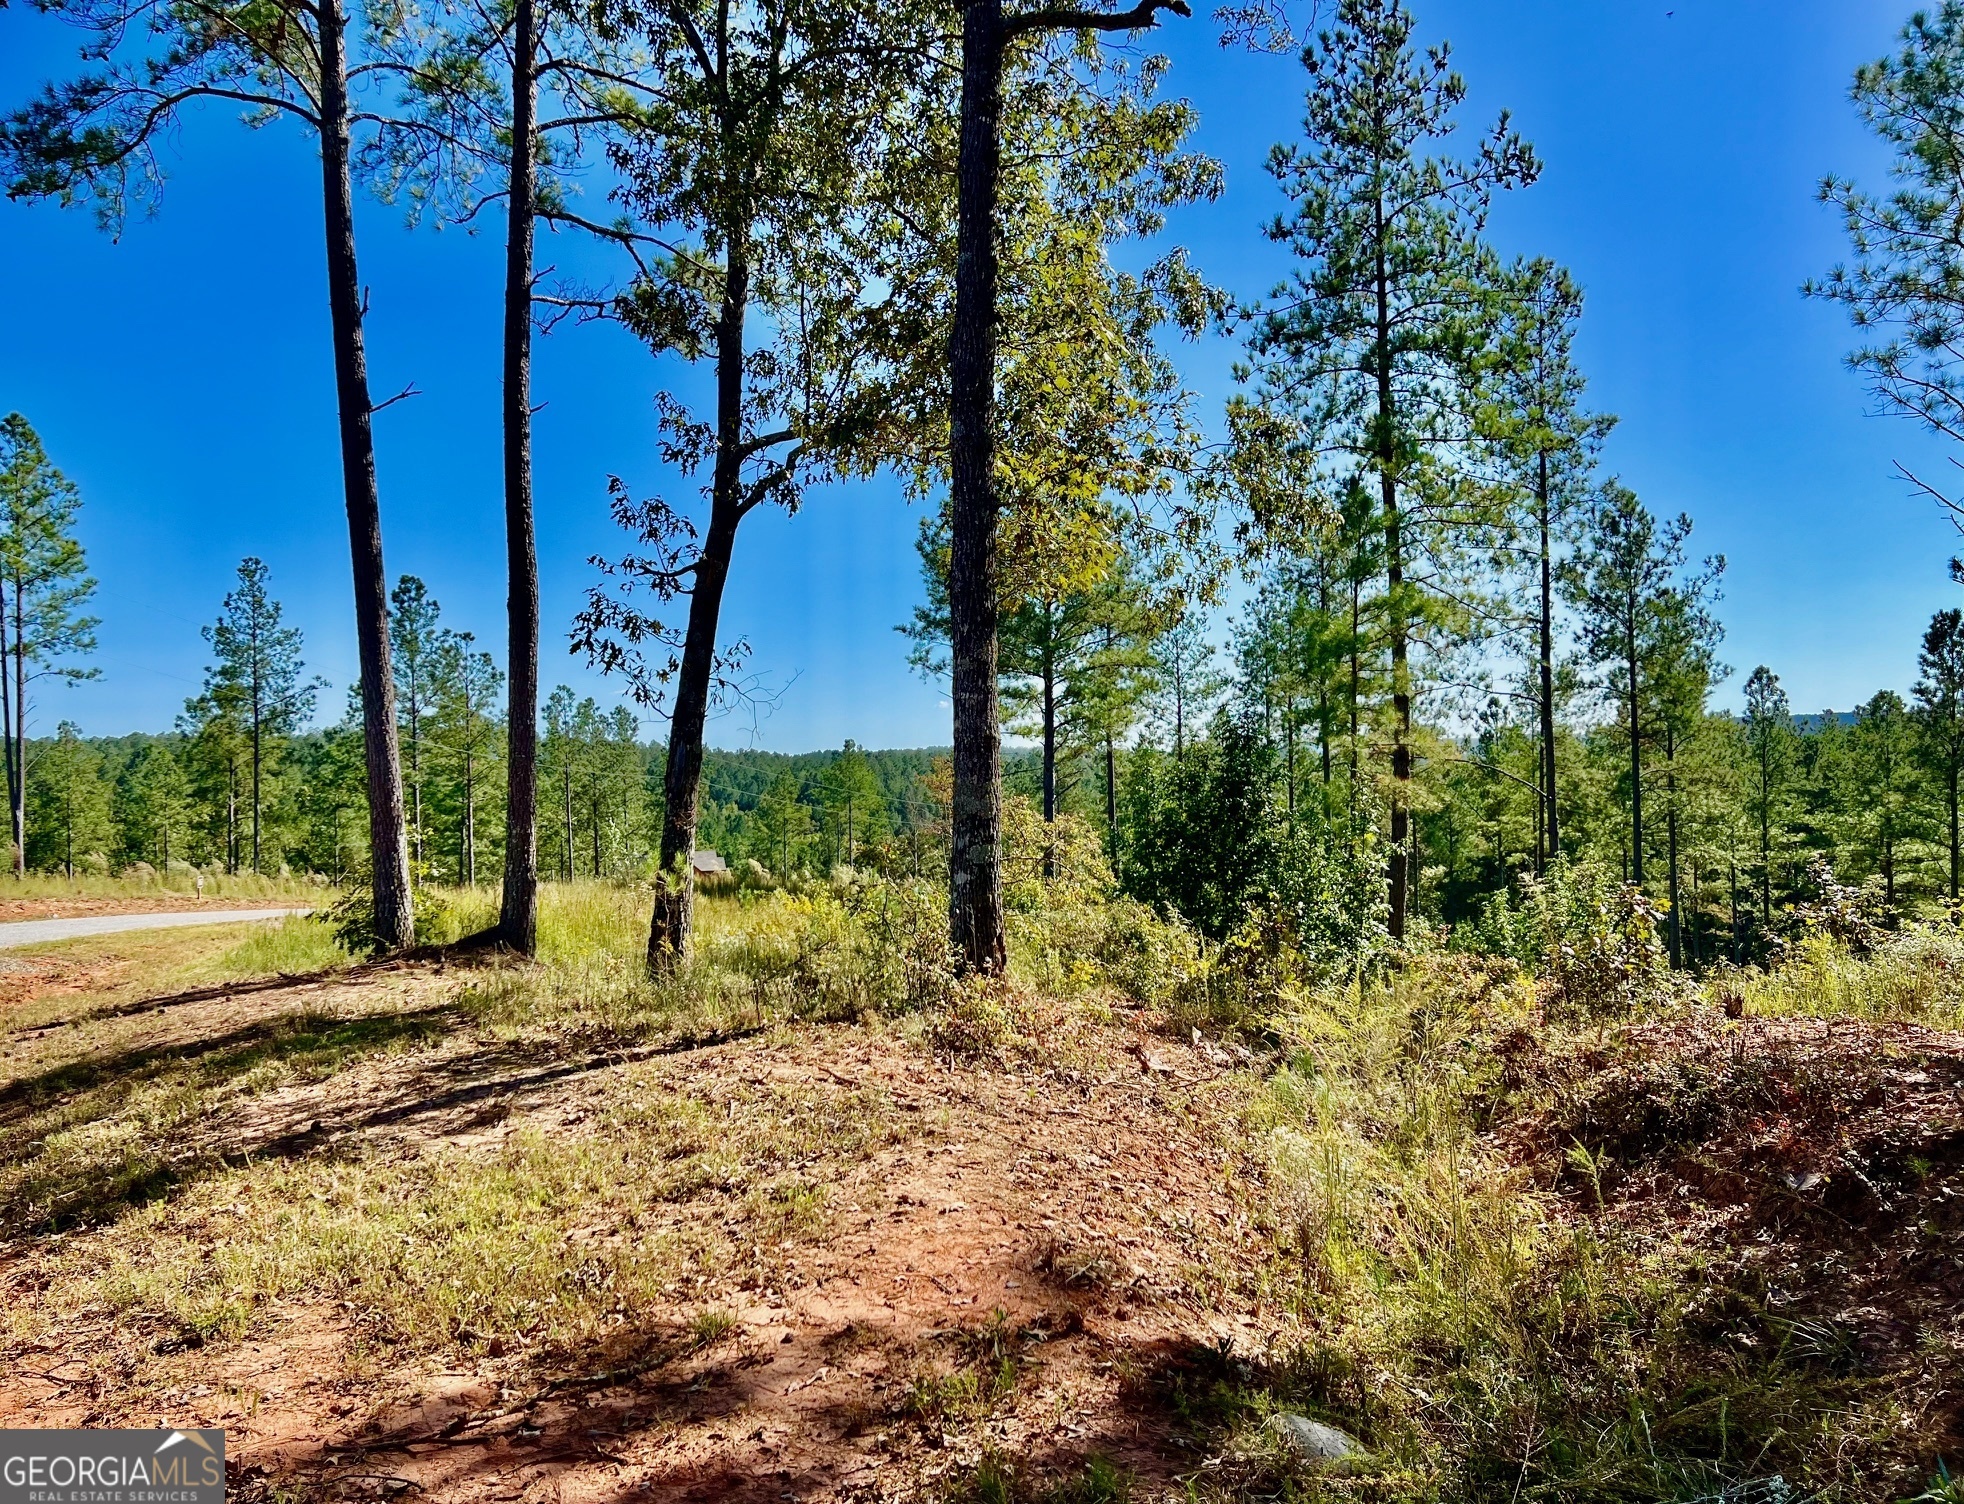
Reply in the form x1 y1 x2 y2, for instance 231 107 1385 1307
364 0 664 952
1122 716 1280 939
0 414 100 876
294 719 372 882
26 722 110 876
1743 665 1799 928
1563 484 1721 897
540 685 583 881
1647 580 1727 966
1149 613 1226 760
390 576 444 871
756 773 815 878
201 559 320 875
938 0 1198 977
2 0 416 940
1478 260 1611 870
820 743 886 870
178 690 248 872
1811 3 1964 537
1849 689 1922 908
1231 0 1537 940
571 0 949 970
1916 607 1964 897
113 742 191 871
428 631 505 886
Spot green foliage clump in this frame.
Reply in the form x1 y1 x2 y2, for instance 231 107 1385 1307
1466 861 1674 1018
321 879 453 956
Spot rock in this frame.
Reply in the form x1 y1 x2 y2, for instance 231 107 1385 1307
1270 1414 1360 1464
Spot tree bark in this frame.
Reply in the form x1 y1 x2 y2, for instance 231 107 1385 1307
1537 448 1558 870
1665 724 1680 969
319 0 413 948
1376 235 1410 942
1040 630 1056 879
1626 602 1643 887
646 244 750 971
1951 763 1959 901
1103 730 1118 879
498 0 541 955
0 574 15 877
250 674 262 876
947 0 1008 974
9 581 24 876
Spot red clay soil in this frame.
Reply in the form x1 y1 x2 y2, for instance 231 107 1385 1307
0 1016 1279 1502
1513 1012 1964 1456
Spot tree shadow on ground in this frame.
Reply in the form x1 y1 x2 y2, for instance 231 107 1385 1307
1 958 776 1235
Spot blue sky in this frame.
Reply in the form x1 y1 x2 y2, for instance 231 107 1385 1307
0 0 1956 748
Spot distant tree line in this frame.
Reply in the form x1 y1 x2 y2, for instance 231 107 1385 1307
15 0 1964 981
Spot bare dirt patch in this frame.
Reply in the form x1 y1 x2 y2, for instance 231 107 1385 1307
0 960 1277 1501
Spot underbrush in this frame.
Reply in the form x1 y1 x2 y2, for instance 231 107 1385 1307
1188 944 1959 1502
450 877 1200 1050
1733 926 1964 1026
212 913 351 978
5 871 1960 1499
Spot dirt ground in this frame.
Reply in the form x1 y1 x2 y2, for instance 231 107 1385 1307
4 938 1961 1501
0 951 1277 1502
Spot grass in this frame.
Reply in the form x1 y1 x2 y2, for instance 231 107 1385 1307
0 870 327 903
1168 947 1948 1502
1734 927 1964 1025
0 880 917 1365
1 880 1957 1501
32 1065 898 1360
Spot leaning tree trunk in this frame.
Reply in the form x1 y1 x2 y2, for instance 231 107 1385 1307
646 245 750 972
946 0 1008 974
319 0 414 948
498 0 541 955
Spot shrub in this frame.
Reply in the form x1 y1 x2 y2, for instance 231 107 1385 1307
1467 862 1674 1019
321 881 453 956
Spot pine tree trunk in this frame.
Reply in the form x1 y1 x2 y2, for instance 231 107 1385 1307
1665 726 1680 969
1040 641 1056 879
1626 606 1644 887
0 575 15 878
1285 708 1296 829
1730 860 1742 962
251 698 262 876
1537 449 1559 870
498 0 541 954
319 0 414 949
646 241 750 971
465 749 476 887
1950 762 1959 901
1104 732 1118 879
1374 228 1411 942
10 585 24 877
946 0 1007 975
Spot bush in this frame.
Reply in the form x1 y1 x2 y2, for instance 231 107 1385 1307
1467 862 1674 1019
321 881 453 956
